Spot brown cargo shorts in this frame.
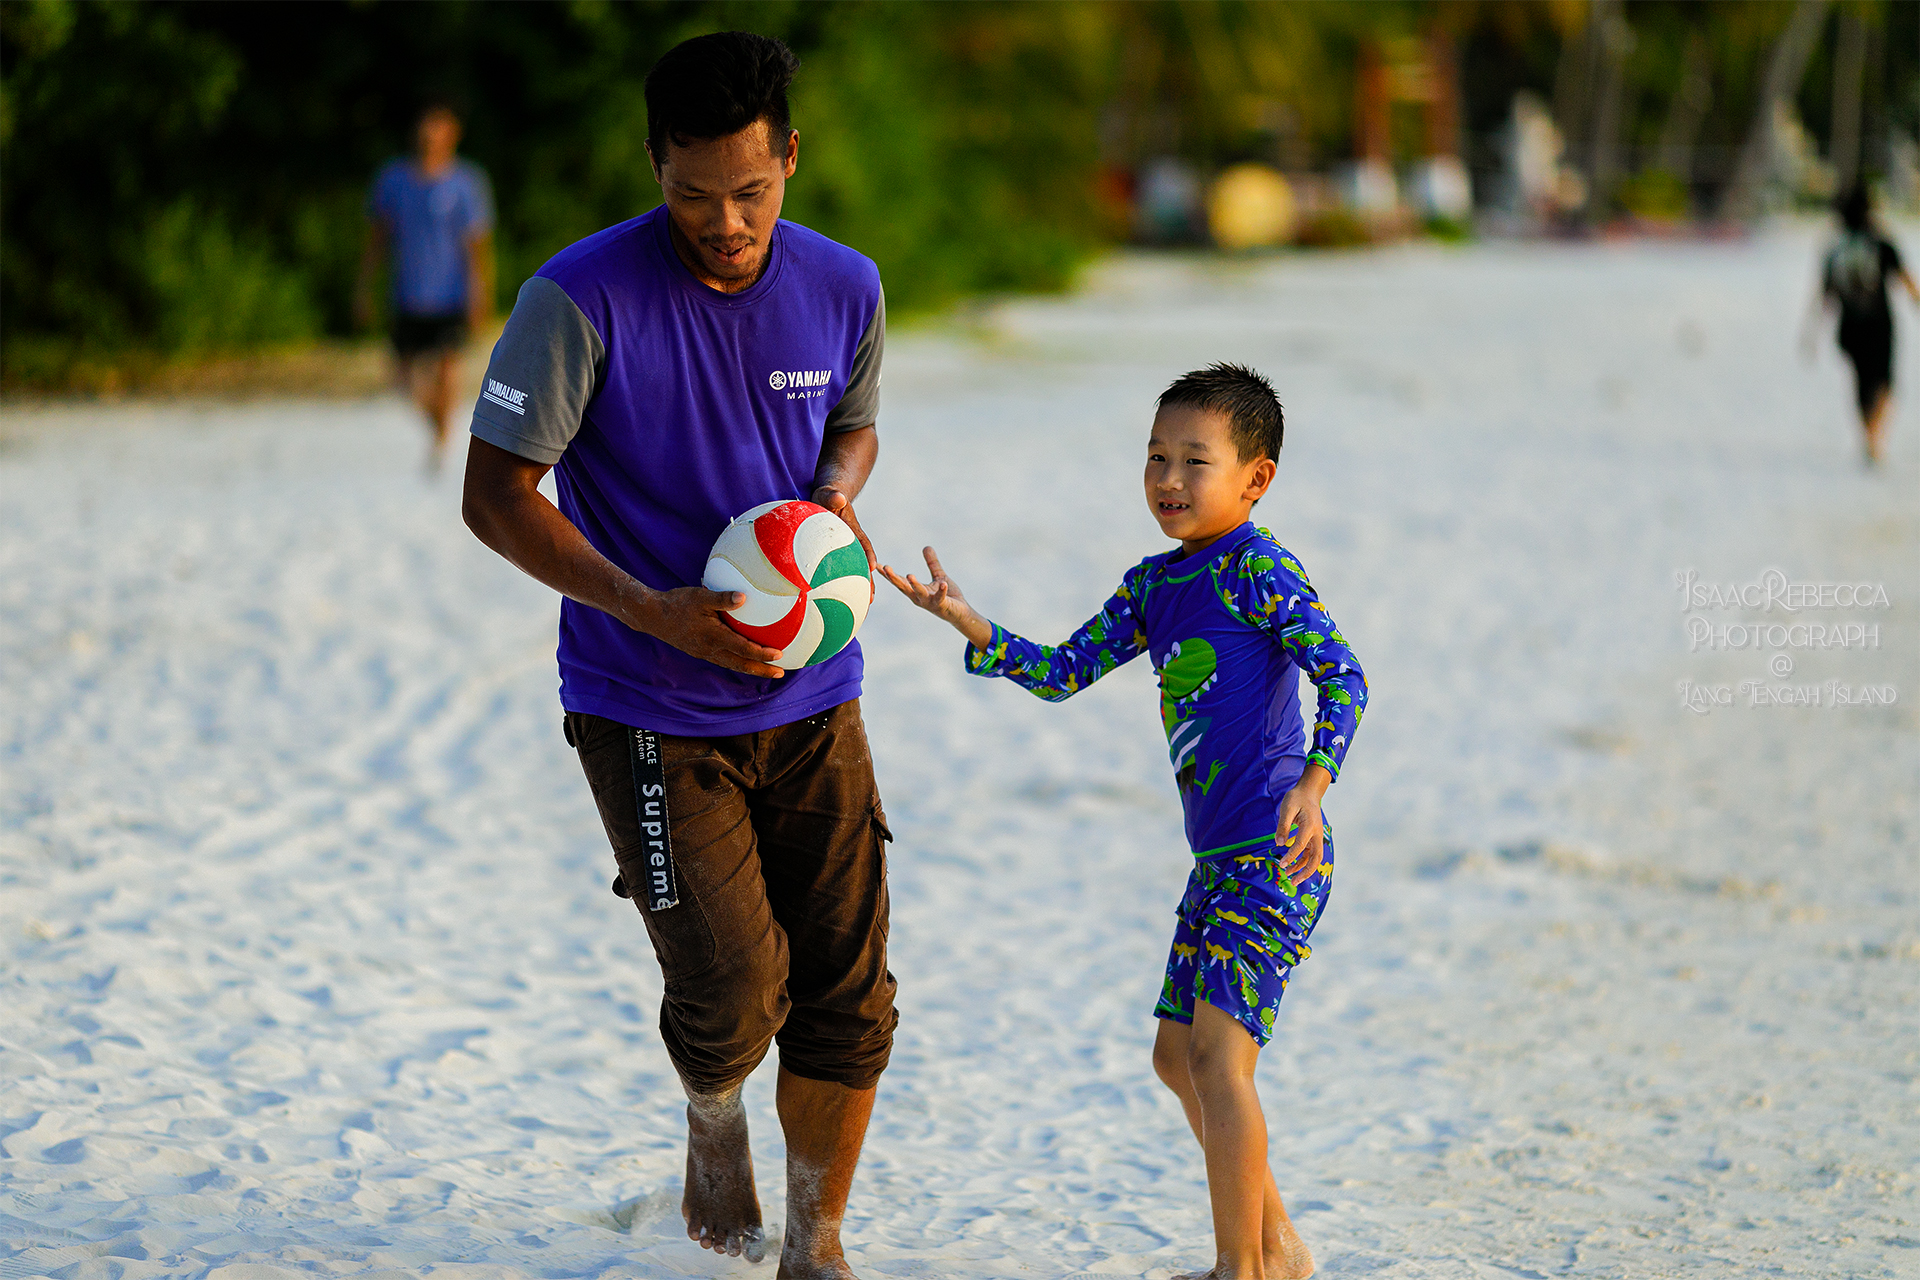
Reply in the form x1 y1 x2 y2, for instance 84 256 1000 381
566 699 897 1097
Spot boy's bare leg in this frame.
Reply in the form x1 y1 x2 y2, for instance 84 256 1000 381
684 1086 767 1262
775 1066 876 1279
1152 1010 1314 1279
1153 1051 1299 1275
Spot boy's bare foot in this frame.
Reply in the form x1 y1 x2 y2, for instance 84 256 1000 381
1170 1222 1315 1280
683 1093 766 1262
1265 1215 1315 1278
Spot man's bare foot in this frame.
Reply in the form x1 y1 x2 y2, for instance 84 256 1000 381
771 1071 876 1280
683 1092 766 1262
775 1246 857 1280
776 1173 857 1280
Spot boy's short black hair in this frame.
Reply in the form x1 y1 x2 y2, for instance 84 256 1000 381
1157 363 1284 464
646 32 800 159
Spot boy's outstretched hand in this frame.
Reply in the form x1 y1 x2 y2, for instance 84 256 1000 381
1275 763 1332 886
879 546 995 649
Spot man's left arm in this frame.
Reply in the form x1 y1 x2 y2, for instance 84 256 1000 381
812 425 878 569
814 287 886 567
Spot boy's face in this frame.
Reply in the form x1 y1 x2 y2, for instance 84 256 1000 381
1144 405 1276 550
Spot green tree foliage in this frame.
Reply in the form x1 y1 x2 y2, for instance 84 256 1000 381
0 0 1113 381
8 0 1917 384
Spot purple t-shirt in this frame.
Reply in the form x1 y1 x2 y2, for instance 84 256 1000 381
468 206 886 736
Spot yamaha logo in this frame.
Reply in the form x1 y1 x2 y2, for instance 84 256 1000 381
767 368 832 400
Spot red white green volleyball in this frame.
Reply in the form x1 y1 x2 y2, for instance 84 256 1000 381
702 500 873 670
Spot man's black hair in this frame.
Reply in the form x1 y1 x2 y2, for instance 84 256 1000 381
1158 363 1285 464
414 97 462 125
646 32 800 159
1838 184 1872 232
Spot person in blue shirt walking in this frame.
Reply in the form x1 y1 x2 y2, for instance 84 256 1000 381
357 102 496 469
884 364 1367 1280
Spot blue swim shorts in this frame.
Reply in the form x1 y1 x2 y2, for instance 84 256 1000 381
1154 822 1332 1046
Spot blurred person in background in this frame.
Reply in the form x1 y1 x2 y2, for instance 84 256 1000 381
357 102 496 471
1807 185 1918 467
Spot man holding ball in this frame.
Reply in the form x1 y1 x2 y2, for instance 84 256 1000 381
460 32 889 1279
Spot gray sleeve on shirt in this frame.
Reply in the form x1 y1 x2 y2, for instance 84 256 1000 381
468 275 606 465
825 289 884 432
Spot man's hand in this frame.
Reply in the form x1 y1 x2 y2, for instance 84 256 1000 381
880 546 994 650
630 584 786 679
464 437 787 677
811 484 875 571
810 425 878 570
1275 763 1332 886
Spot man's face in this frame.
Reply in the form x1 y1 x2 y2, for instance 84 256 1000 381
1144 405 1275 546
416 109 460 167
649 119 798 291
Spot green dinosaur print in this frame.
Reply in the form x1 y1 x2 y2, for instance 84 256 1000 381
1158 636 1218 735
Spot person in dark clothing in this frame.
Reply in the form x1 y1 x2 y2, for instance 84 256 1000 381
1810 186 1919 465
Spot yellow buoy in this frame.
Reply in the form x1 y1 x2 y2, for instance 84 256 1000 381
1206 163 1297 251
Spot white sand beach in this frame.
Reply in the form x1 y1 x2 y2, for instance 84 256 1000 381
3 224 1915 1279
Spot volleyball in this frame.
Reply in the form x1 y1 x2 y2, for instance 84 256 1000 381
702 500 873 670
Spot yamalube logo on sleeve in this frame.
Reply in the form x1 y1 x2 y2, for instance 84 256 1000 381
768 369 832 400
483 379 529 415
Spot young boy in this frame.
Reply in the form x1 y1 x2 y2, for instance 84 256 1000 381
882 364 1366 1280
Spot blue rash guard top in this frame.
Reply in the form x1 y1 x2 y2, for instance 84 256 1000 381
965 523 1367 858
468 205 886 736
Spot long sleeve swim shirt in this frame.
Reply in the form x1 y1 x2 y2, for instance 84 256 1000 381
965 523 1367 859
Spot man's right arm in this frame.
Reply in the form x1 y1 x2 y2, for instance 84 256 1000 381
460 442 785 677
462 275 784 678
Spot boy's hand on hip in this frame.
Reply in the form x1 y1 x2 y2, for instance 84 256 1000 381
879 546 994 649
1275 764 1333 884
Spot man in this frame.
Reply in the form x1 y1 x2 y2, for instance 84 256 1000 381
460 33 889 1280
358 102 497 470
